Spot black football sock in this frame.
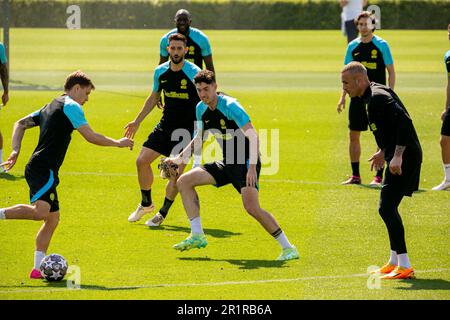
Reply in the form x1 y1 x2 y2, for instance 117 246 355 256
141 189 152 207
351 162 360 177
158 197 174 218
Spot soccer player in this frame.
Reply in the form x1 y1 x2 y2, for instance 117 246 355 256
125 33 201 227
0 71 134 279
159 9 215 72
341 62 421 279
337 11 396 186
432 23 450 191
165 70 299 261
0 41 9 172
340 0 367 43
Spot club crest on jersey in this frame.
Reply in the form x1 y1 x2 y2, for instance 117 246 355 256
371 49 378 59
370 123 377 131
180 79 188 89
189 46 195 54
220 119 227 130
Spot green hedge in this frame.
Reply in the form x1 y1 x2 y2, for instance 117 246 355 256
2 0 449 29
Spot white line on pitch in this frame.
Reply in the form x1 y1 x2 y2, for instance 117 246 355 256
1 268 449 294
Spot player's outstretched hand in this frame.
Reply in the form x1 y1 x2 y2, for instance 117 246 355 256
368 150 385 171
117 137 134 150
1 151 19 172
124 121 139 139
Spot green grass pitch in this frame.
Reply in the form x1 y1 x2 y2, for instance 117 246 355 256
0 28 449 299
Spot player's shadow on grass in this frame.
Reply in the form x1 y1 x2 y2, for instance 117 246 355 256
178 257 288 270
0 172 24 181
357 184 427 193
11 79 60 91
395 278 450 291
153 224 242 239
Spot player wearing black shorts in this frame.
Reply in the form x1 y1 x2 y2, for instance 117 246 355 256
338 11 395 186
342 62 420 279
165 70 299 261
0 71 133 279
125 33 201 227
432 24 450 190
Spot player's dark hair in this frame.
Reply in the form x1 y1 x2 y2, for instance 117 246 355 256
354 11 376 32
64 70 95 91
194 70 216 85
168 33 187 45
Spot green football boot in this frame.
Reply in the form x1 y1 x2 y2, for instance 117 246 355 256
173 233 208 251
276 246 299 261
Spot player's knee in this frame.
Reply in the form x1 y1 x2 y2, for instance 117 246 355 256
176 174 190 191
136 156 148 168
243 202 260 217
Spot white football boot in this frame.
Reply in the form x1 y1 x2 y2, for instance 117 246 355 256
432 180 450 191
128 203 155 222
145 212 165 227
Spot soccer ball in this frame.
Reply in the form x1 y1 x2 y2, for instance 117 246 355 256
39 253 68 281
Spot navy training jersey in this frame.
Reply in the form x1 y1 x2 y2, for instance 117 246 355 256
445 50 450 75
0 42 6 64
153 60 201 130
160 27 212 69
344 35 393 85
28 94 88 171
363 83 421 162
196 94 251 165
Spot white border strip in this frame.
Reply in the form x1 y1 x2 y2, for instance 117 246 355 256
1 268 448 294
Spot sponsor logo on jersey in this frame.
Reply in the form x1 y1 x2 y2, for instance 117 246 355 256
361 61 377 70
165 91 189 99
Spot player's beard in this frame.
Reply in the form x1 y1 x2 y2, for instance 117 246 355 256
170 55 184 65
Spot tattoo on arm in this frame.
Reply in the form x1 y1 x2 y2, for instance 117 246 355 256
394 145 406 157
18 116 37 129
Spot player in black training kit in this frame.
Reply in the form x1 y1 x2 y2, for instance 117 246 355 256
432 23 450 191
0 71 133 279
164 70 299 261
338 11 396 186
342 62 420 280
125 33 201 227
159 9 214 72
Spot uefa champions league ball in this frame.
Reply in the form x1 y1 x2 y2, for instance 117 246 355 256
39 254 68 281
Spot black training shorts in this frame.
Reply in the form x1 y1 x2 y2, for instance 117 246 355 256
441 109 450 136
143 124 194 157
25 163 60 212
203 159 261 193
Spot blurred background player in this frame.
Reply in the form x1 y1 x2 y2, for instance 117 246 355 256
167 70 299 261
340 0 367 43
159 9 215 72
125 34 201 227
0 41 9 172
0 71 133 279
432 23 450 191
337 11 395 186
342 62 421 279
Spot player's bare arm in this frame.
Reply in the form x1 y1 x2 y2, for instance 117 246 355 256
0 63 9 106
390 145 406 175
77 124 134 149
444 74 450 120
387 64 396 90
124 90 161 139
241 122 260 188
2 116 38 170
203 55 215 74
337 90 347 113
